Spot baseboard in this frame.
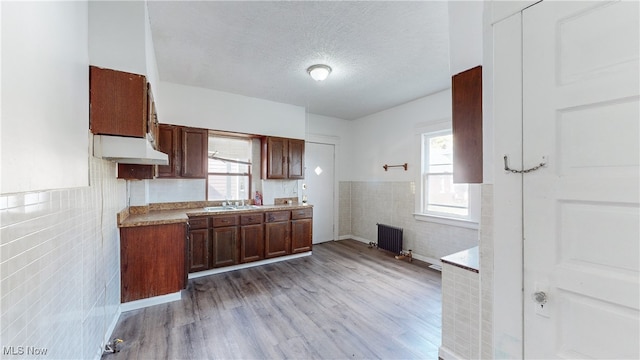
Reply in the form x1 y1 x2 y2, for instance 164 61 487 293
120 291 182 313
335 236 442 267
439 346 463 360
188 251 312 279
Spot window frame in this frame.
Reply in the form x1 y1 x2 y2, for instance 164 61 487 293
414 121 479 229
206 132 255 202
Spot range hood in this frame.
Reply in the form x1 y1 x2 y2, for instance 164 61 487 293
93 135 169 165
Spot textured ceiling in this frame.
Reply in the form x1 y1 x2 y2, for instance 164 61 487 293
148 1 450 120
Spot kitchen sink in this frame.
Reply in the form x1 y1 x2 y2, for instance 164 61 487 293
203 205 260 212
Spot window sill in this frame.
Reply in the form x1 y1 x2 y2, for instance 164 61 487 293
413 213 479 230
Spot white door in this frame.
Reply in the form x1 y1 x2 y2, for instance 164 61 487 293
523 1 639 358
304 142 335 244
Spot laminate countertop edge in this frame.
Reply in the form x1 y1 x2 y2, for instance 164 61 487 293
118 204 313 228
441 246 479 273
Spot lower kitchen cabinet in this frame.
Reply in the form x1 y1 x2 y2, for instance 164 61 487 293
211 226 238 268
291 218 312 253
291 207 313 254
120 222 187 303
240 214 264 263
188 228 210 273
187 207 312 274
265 211 291 258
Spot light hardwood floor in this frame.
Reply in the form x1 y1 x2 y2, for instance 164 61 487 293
104 239 442 359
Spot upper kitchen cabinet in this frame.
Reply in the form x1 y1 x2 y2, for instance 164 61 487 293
181 127 208 178
452 66 483 184
156 125 208 179
90 66 147 138
261 137 305 179
157 124 181 178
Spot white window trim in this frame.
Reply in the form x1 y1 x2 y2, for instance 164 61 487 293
413 119 480 228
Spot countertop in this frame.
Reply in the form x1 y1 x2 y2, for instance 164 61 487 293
118 203 313 228
441 246 479 273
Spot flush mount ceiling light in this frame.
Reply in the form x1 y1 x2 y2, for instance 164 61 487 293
307 64 332 81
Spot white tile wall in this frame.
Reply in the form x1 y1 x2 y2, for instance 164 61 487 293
338 182 351 236
0 157 126 359
441 263 481 359
480 184 494 359
148 178 206 203
339 181 478 262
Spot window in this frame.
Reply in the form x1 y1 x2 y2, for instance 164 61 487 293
421 130 470 219
207 134 252 201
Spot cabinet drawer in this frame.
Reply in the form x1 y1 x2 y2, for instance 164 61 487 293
291 207 313 220
212 215 238 227
240 213 263 225
188 217 209 229
265 211 290 223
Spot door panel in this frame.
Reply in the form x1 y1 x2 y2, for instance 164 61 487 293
305 142 335 244
523 1 639 358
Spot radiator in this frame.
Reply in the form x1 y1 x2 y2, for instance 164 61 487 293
376 223 403 255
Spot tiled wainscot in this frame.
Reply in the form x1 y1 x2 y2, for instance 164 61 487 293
439 246 480 360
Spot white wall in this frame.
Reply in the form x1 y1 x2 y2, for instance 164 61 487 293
159 82 306 139
88 1 162 115
306 113 352 182
88 1 146 76
338 89 479 263
1 1 89 194
1 2 126 359
448 0 484 75
349 89 452 182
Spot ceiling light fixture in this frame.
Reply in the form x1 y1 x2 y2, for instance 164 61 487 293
307 64 332 81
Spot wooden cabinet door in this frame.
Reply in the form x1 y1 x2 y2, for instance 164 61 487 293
452 65 483 184
157 124 181 178
181 127 208 178
262 137 287 179
120 223 186 303
117 163 154 180
288 139 305 179
188 228 210 273
265 221 290 258
211 226 238 268
240 224 264 263
291 218 312 253
89 66 147 138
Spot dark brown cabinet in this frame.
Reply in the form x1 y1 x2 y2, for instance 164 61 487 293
157 124 181 178
265 211 291 258
120 223 187 303
189 228 210 272
188 208 312 273
117 163 155 180
157 125 207 179
188 215 238 272
90 66 147 138
261 137 305 179
240 214 264 263
452 65 483 184
182 127 208 178
211 226 238 268
291 207 313 254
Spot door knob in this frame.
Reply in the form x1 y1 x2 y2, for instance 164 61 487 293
532 291 548 305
